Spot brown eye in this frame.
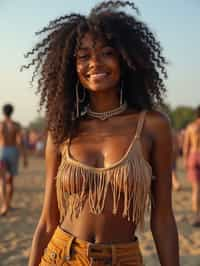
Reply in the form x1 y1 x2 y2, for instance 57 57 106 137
101 48 114 57
103 51 112 56
77 54 90 61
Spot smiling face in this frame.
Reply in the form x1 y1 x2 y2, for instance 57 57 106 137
76 32 121 93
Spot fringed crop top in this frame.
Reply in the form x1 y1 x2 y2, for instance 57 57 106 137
56 111 152 229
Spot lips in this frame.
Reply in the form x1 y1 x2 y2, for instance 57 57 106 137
90 73 107 78
86 72 109 80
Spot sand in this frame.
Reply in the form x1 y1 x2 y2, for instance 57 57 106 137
0 157 200 266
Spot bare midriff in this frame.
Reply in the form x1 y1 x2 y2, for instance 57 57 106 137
188 123 200 153
0 138 18 147
189 137 200 153
61 191 137 243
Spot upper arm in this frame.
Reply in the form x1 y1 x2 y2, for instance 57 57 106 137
183 127 191 157
147 111 173 222
39 132 61 231
15 123 22 145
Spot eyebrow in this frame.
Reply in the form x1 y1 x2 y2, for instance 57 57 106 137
78 45 112 52
78 47 90 51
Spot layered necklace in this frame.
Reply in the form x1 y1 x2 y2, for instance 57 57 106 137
86 101 128 120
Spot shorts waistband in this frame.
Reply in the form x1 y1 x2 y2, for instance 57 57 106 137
57 225 139 248
53 226 141 264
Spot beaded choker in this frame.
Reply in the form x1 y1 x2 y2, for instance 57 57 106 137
86 101 128 120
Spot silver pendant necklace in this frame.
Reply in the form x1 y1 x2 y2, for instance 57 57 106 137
86 101 128 120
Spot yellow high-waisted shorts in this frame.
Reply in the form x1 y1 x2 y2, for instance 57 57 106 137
39 226 144 265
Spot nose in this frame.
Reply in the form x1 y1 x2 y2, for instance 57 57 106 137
89 52 102 68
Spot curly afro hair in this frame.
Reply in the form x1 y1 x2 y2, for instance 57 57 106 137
3 104 14 117
21 1 168 144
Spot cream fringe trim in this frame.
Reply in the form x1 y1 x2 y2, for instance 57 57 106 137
56 141 152 230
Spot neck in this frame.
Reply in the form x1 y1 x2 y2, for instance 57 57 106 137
89 90 120 112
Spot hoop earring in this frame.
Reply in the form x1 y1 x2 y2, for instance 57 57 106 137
120 80 124 105
75 80 86 118
75 81 80 118
76 80 86 103
79 87 86 103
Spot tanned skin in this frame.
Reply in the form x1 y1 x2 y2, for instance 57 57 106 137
0 106 28 215
183 113 200 225
29 33 179 266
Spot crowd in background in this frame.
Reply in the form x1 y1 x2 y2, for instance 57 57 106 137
21 128 46 158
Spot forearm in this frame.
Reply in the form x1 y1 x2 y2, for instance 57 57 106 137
151 215 180 266
183 151 189 169
28 224 55 266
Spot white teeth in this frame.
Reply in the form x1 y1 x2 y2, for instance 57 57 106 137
90 73 107 78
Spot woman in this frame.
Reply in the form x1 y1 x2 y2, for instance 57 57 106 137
23 1 179 265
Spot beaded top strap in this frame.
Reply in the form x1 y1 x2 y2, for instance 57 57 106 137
135 111 146 139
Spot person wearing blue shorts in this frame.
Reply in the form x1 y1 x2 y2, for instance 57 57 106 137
0 104 28 215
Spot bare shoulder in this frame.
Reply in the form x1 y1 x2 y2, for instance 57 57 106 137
13 121 21 130
185 122 196 134
46 131 61 156
145 109 171 136
46 131 57 148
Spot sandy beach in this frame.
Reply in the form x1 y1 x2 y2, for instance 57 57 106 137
0 156 200 266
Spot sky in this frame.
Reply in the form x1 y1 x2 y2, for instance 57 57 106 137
0 0 200 126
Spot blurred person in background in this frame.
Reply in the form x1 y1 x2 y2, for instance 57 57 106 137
172 129 181 191
35 134 45 157
0 103 28 215
183 105 200 226
177 129 185 158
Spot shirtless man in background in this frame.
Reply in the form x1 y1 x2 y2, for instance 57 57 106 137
183 105 200 226
0 103 27 215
